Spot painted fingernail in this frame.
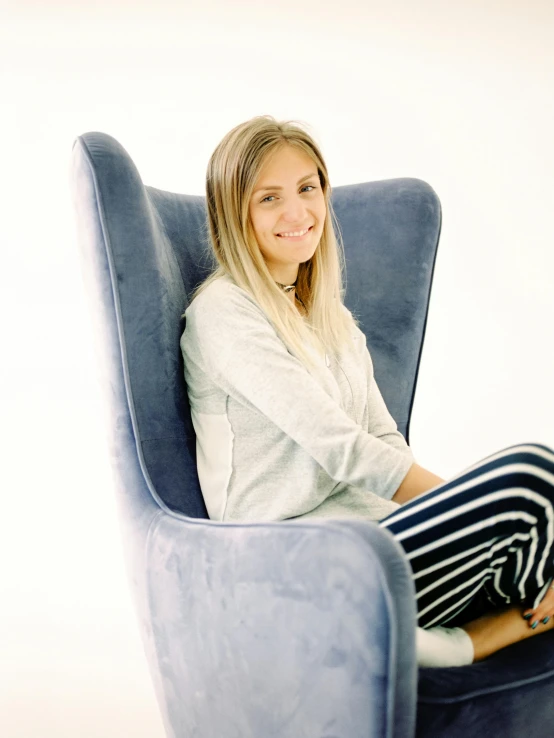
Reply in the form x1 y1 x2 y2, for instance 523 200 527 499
531 621 538 629
543 617 550 624
523 613 533 619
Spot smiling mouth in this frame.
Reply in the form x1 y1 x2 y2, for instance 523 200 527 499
276 226 314 238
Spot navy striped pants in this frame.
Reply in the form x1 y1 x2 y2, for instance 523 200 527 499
379 442 554 628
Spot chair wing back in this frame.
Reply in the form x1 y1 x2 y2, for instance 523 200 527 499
70 132 441 520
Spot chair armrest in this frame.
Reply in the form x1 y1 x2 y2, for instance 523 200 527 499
133 513 417 738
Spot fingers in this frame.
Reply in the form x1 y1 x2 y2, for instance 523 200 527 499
523 609 551 628
522 588 554 627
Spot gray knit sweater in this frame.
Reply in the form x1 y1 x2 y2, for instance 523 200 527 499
180 275 415 523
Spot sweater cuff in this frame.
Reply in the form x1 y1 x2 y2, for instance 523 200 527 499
381 452 414 501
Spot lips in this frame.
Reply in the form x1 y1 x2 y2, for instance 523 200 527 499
276 226 313 237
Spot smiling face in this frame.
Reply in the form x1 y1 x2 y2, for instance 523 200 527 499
248 144 326 286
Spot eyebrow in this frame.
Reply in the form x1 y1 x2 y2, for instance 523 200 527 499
253 172 319 195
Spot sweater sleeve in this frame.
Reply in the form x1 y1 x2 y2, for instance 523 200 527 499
184 285 413 501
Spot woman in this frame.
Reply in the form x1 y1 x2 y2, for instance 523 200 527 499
180 114 554 667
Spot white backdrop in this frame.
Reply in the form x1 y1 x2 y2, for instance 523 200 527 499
1 1 553 736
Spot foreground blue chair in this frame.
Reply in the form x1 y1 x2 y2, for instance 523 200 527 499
70 132 554 738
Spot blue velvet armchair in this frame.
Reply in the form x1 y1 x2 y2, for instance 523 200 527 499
70 132 554 738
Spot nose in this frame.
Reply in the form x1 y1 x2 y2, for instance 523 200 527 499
281 194 308 223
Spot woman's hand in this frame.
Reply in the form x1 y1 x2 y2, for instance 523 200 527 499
522 585 554 627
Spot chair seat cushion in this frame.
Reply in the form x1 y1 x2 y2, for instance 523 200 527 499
417 630 554 737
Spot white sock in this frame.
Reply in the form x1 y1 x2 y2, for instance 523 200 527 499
416 625 474 667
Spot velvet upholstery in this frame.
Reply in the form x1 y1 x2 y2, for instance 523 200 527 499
70 132 554 738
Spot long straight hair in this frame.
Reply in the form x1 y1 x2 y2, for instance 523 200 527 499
186 115 361 375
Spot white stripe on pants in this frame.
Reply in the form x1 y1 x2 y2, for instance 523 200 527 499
379 443 554 628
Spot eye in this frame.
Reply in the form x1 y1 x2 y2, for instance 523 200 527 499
260 185 317 203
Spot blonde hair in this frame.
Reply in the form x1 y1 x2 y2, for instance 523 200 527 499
185 114 362 375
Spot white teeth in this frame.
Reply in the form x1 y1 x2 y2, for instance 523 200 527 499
278 227 310 237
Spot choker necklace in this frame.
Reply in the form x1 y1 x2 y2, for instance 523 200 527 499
276 279 297 293
276 278 307 312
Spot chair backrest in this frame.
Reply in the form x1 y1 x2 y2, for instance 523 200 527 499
71 132 441 520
